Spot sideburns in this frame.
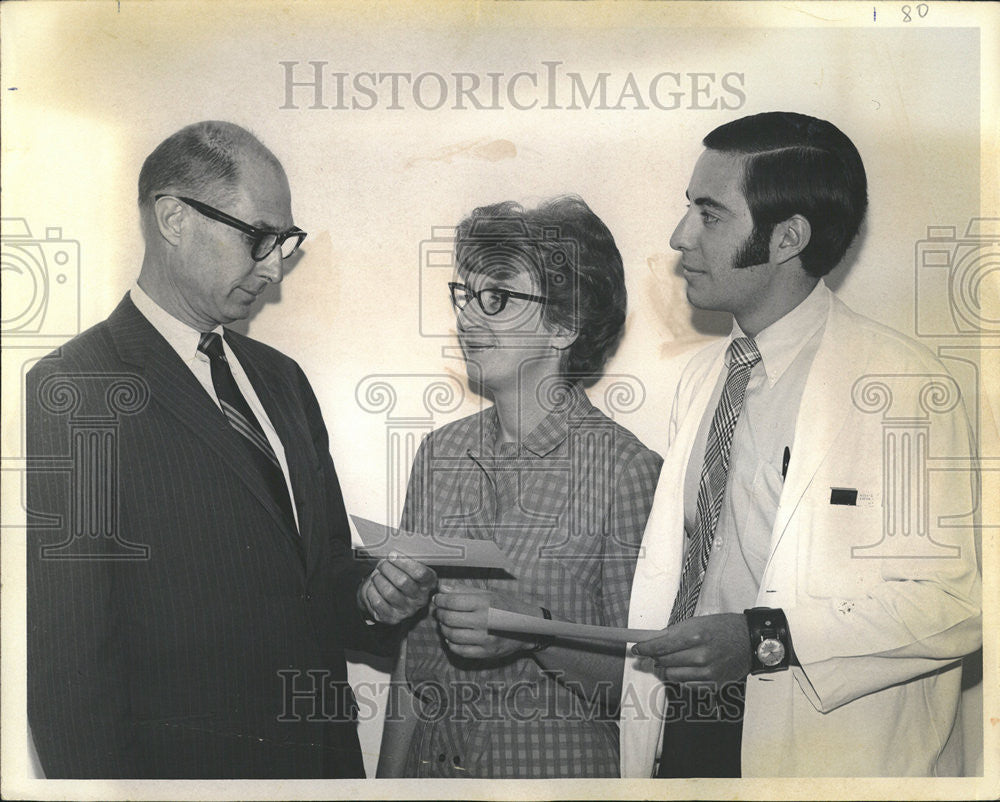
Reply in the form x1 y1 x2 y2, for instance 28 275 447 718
731 223 771 270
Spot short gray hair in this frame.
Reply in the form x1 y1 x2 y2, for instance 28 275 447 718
137 121 280 220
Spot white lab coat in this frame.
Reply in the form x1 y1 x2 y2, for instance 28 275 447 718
621 287 982 777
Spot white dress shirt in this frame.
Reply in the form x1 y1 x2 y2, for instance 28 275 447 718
685 281 830 614
130 283 300 531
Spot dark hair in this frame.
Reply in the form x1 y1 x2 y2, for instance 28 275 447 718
703 112 868 277
455 195 626 382
137 121 280 221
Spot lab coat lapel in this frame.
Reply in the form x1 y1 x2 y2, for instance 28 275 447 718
770 295 861 553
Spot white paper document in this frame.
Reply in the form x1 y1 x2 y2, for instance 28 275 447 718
487 608 661 645
351 515 517 573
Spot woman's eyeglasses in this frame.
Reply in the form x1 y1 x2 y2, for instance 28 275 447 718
449 282 547 316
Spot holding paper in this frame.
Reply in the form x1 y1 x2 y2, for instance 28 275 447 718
486 608 660 646
351 515 516 573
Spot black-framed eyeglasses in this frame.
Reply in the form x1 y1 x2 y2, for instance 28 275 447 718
448 281 547 316
155 194 307 261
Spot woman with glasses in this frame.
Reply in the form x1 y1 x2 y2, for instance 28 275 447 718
376 196 662 778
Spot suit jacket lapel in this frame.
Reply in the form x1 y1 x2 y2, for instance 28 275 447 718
225 333 323 573
109 296 304 561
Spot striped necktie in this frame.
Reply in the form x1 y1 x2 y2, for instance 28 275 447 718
669 336 762 624
198 331 296 530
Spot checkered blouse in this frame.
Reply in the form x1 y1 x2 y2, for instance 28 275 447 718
400 383 662 778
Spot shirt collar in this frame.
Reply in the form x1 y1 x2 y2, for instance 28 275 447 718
130 282 221 365
730 280 830 387
476 381 592 459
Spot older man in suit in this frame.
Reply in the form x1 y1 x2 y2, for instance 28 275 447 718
624 112 981 777
26 121 435 778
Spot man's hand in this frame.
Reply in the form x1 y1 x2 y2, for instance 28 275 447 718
631 613 751 684
357 552 437 625
432 588 541 660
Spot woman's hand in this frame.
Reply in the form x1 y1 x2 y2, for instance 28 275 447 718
432 587 543 660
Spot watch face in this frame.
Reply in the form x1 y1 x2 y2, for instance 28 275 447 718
756 637 786 667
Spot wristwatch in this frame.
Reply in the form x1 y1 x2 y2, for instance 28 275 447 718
744 607 792 674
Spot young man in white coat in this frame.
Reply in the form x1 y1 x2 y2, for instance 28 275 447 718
624 112 981 777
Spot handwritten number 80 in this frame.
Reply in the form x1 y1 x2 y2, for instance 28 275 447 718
901 4 929 22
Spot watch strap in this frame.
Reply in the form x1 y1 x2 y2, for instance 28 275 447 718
744 606 792 674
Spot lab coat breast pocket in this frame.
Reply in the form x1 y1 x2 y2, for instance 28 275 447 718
801 471 885 600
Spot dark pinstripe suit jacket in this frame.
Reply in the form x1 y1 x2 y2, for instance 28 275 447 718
26 294 393 778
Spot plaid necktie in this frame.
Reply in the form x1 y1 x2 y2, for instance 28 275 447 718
669 336 762 624
198 332 296 530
